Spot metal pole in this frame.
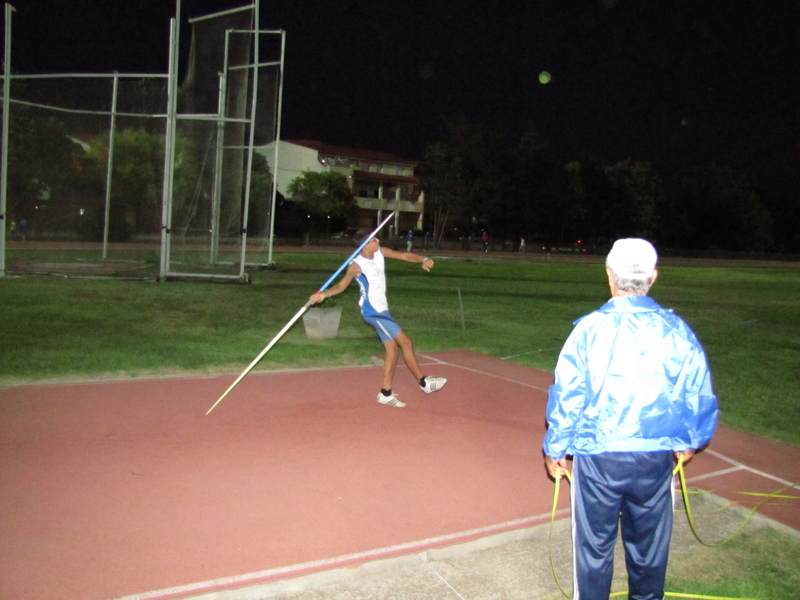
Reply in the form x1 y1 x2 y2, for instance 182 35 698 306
188 4 252 23
102 72 119 260
0 3 15 278
159 10 180 280
206 210 397 415
266 29 285 266
377 183 383 225
458 288 466 331
210 40 230 265
238 0 260 279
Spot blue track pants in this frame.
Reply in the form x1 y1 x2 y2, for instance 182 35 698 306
571 451 674 600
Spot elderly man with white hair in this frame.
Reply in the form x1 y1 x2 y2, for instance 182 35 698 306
543 238 719 600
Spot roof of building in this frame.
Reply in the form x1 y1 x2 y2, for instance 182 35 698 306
285 140 417 166
351 170 419 185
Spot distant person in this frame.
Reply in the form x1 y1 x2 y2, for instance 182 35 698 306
405 229 414 251
309 235 447 407
481 231 489 252
18 218 28 241
519 237 526 253
543 238 719 600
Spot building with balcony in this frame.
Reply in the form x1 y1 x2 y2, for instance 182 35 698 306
258 139 424 237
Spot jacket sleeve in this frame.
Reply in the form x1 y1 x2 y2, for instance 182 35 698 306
543 324 588 459
680 331 719 450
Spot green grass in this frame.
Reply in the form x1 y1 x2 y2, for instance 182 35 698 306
2 250 799 446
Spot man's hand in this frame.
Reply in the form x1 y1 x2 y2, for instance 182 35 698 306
675 448 695 465
308 291 327 305
544 455 568 480
421 257 434 271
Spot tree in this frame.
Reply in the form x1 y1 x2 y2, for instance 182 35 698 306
286 170 357 235
561 160 618 246
661 163 773 252
418 117 509 248
504 125 566 244
552 161 589 245
417 141 468 247
245 153 274 237
7 110 82 231
81 129 202 241
602 160 661 240
559 159 661 247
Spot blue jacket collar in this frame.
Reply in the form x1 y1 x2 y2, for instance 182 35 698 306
598 294 659 313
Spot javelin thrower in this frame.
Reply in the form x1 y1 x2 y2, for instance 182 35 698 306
207 212 406 415
308 232 447 407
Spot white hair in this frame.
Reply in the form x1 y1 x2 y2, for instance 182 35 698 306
609 268 653 295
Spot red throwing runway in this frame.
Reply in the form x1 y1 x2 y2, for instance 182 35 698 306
1 351 798 600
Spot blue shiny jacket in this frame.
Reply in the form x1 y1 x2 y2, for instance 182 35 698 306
543 295 718 459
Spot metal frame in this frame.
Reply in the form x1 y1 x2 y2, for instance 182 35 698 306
160 0 285 282
0 3 13 277
0 0 284 282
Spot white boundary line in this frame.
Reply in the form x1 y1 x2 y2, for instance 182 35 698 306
112 510 566 600
416 353 551 392
702 449 798 487
683 465 743 484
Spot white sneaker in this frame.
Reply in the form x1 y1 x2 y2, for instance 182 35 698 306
421 377 447 394
377 392 406 408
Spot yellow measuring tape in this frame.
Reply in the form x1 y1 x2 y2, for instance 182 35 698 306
548 456 800 600
674 454 800 548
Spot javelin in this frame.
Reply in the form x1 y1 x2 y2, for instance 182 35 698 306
206 211 397 415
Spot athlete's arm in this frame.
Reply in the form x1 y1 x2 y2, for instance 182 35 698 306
380 247 434 271
309 263 360 305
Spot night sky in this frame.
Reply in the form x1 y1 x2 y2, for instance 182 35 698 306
11 0 798 197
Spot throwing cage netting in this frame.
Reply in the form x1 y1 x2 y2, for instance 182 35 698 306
0 1 284 281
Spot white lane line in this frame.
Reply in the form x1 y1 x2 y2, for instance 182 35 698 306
704 448 798 487
683 465 744 484
417 353 550 392
111 511 564 600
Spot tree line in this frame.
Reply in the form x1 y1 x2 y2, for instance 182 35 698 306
9 107 793 255
417 117 794 254
6 107 272 242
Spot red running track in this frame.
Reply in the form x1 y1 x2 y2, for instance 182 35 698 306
1 351 798 600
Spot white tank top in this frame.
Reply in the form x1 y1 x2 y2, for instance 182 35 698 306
353 250 389 314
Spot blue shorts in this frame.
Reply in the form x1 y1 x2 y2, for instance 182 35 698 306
362 310 402 343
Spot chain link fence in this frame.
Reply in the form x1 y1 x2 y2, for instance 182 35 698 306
1 2 283 281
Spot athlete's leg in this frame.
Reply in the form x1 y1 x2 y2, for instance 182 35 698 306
365 312 424 387
394 330 425 381
381 338 400 389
